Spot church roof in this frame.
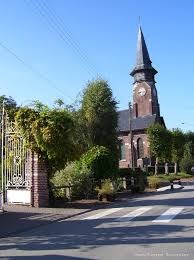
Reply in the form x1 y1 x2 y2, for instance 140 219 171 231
136 26 152 68
130 26 157 76
117 109 164 132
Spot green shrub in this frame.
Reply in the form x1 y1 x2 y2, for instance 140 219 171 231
118 168 147 192
96 179 115 199
180 157 194 174
80 145 117 180
72 162 95 199
137 173 147 192
50 161 94 200
50 162 76 198
147 176 160 189
112 177 124 192
118 168 133 177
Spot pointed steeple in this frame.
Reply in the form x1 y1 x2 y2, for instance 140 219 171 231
136 26 151 68
130 26 157 80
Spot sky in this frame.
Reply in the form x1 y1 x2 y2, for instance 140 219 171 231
0 0 193 132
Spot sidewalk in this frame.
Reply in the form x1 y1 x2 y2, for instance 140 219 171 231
0 202 108 239
0 192 135 239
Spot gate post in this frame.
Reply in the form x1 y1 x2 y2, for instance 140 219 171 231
30 151 49 207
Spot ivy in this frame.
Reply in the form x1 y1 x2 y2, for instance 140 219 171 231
15 102 75 172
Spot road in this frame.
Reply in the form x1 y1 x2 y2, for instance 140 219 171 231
0 183 194 260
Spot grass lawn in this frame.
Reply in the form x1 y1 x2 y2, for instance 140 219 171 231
147 172 193 189
156 172 193 181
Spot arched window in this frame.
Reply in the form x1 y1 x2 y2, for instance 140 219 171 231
119 141 126 160
137 138 144 159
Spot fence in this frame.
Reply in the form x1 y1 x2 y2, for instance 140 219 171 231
147 165 175 174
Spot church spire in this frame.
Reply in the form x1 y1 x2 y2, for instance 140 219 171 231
136 26 151 69
130 26 157 81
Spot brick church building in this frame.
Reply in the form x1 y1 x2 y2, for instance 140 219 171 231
118 26 165 169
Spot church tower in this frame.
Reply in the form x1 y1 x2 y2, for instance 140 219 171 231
130 26 160 118
117 26 165 169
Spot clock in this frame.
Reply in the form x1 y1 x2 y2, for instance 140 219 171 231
137 87 146 96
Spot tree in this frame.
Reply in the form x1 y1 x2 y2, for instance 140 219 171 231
53 98 88 159
171 128 185 174
147 123 171 175
0 95 18 120
180 141 194 174
184 131 194 157
80 145 117 180
178 131 194 174
80 79 118 168
15 101 75 173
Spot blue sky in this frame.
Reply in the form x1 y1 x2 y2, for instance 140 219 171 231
0 0 193 131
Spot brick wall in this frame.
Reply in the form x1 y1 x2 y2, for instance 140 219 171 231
133 82 153 117
118 131 150 168
29 151 49 207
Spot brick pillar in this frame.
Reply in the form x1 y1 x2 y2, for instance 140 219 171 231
30 151 49 207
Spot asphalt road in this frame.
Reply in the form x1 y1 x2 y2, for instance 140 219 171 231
0 183 194 260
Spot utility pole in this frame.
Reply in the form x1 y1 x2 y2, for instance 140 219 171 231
1 101 5 211
129 102 134 170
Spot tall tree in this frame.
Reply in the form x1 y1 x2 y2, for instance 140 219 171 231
180 141 194 174
0 95 18 120
81 79 118 167
184 131 194 157
171 128 185 174
147 123 171 175
54 98 89 160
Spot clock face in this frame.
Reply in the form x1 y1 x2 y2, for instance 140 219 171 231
137 87 146 96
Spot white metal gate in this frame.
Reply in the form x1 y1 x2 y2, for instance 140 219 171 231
2 115 31 204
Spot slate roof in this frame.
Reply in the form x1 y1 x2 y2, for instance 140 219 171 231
117 109 130 132
130 26 157 76
132 114 157 130
136 26 152 68
117 109 164 132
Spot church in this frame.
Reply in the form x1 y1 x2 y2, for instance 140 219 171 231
118 26 165 169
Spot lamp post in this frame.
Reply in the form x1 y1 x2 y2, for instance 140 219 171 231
129 102 134 170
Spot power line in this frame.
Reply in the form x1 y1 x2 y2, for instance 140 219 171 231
31 0 98 77
26 0 101 78
40 0 98 74
0 40 73 102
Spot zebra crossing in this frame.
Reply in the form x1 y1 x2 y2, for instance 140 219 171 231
82 206 184 225
116 207 152 222
152 207 184 223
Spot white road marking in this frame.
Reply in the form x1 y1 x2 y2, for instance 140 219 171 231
152 207 184 223
116 207 152 222
83 208 123 220
157 184 182 191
